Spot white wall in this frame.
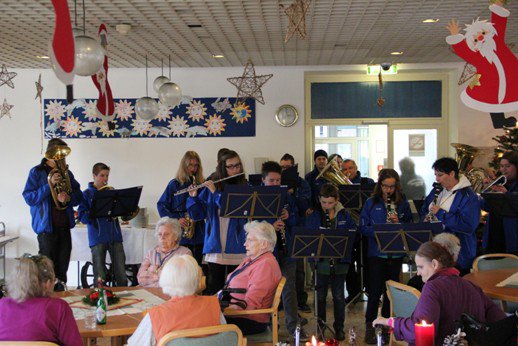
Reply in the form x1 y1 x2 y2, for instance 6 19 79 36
0 62 504 258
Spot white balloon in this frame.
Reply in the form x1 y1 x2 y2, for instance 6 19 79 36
74 35 104 76
153 76 170 93
135 97 159 120
158 82 182 108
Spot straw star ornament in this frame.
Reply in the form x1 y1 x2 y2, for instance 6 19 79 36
35 74 44 101
0 99 14 120
281 0 311 43
0 65 17 89
227 59 273 105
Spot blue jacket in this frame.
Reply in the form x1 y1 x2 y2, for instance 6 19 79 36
22 160 82 234
293 176 311 218
187 187 248 255
482 180 518 254
420 182 480 269
305 205 358 263
360 197 413 257
305 167 327 210
77 182 123 247
350 171 375 186
157 179 205 246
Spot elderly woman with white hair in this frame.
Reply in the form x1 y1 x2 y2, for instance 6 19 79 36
128 255 224 346
137 217 192 287
223 221 282 335
0 254 82 345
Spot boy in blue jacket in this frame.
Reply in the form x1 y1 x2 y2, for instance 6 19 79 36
78 163 127 286
306 183 357 341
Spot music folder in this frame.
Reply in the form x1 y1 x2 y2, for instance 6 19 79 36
373 222 443 254
481 192 518 217
220 185 287 219
90 186 143 218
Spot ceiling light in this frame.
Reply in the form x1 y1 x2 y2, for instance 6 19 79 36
390 51 403 55
213 54 224 59
367 64 398 75
187 24 203 28
422 18 439 23
37 55 50 59
116 23 132 35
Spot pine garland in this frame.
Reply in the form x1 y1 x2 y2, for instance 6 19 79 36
489 127 518 170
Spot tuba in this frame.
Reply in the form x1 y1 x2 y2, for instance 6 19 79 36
316 157 353 186
451 143 488 193
45 144 72 210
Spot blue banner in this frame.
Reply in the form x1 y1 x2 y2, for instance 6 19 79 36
43 97 255 138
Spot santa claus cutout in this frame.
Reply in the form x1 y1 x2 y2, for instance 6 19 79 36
446 0 518 128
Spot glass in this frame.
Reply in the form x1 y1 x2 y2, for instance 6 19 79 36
83 309 97 329
225 163 242 170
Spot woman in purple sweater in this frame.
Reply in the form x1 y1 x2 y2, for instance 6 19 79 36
0 254 82 345
373 241 506 345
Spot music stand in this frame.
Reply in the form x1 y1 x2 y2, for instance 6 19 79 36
373 222 443 255
281 164 299 193
338 185 361 209
247 174 262 187
220 185 287 219
291 226 356 340
481 193 518 217
90 186 143 219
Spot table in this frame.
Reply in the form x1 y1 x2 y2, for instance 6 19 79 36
464 268 518 303
0 222 19 284
71 225 157 264
56 286 169 346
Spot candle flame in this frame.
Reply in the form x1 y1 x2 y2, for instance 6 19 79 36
421 320 429 326
312 335 317 346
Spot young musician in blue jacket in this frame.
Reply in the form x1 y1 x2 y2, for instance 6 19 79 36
421 157 480 274
77 163 127 286
22 138 82 291
360 168 412 344
187 150 248 295
306 183 357 341
157 151 205 265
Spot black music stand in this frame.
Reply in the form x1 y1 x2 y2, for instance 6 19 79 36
374 222 442 255
338 185 361 209
220 185 287 219
481 193 518 217
90 186 143 219
281 164 299 192
360 183 375 207
247 174 262 187
291 227 356 340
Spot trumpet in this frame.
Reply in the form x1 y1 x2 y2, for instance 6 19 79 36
481 175 507 193
174 172 245 196
425 183 442 222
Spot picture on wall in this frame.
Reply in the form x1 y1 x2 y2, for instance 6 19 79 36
43 97 256 139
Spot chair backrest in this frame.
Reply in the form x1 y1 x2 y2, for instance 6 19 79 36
157 324 245 346
386 280 421 318
0 342 59 346
271 276 286 312
472 254 518 272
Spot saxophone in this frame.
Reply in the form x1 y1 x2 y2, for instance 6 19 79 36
181 176 196 239
425 182 443 222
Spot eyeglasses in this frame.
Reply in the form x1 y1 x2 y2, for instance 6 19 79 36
225 163 242 170
187 163 199 168
381 184 396 189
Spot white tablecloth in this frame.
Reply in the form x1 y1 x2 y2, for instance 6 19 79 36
70 225 156 264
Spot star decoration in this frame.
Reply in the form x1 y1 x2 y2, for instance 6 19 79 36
281 0 311 43
458 63 477 86
35 74 44 101
0 99 14 120
227 59 273 105
468 74 482 90
0 65 17 89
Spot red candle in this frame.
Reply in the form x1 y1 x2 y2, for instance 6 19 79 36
415 320 435 346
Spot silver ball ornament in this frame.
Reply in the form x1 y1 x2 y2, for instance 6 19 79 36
135 97 159 120
158 82 182 108
74 35 105 76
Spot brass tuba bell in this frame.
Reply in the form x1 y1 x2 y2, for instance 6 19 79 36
451 143 488 193
45 144 72 210
316 157 353 186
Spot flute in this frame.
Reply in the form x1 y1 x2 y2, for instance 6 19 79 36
174 172 245 196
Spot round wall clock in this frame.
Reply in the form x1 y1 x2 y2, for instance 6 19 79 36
275 104 299 127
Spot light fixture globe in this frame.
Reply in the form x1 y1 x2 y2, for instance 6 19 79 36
158 82 182 108
74 35 104 76
135 96 159 120
153 75 170 93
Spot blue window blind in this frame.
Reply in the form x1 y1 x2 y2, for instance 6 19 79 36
311 81 442 119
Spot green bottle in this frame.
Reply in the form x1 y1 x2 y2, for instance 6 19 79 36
95 279 107 325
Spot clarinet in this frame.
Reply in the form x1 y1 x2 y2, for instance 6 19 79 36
386 195 395 223
278 203 288 249
426 183 443 222
324 210 335 274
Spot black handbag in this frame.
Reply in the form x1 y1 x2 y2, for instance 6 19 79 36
456 313 517 346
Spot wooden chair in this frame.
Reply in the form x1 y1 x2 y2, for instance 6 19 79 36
223 276 286 346
472 253 518 272
157 324 246 346
0 342 59 346
386 280 421 346
472 253 518 312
